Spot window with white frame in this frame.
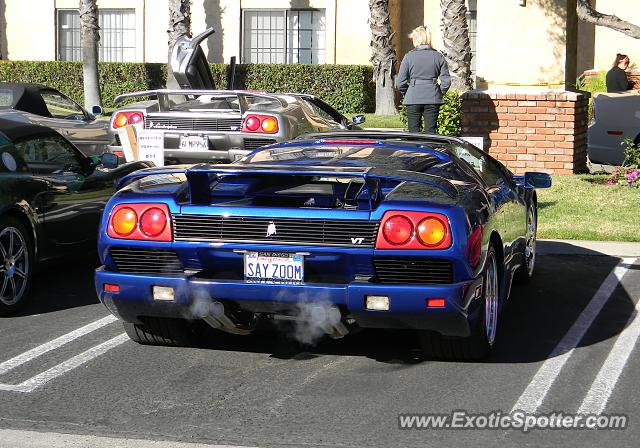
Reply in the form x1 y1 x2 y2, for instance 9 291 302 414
242 9 326 64
57 9 136 62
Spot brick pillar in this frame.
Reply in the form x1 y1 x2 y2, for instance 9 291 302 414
460 91 590 174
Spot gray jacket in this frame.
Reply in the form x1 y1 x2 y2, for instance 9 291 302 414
396 45 451 105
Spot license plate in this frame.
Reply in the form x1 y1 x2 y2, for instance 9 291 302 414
179 136 209 150
244 252 304 282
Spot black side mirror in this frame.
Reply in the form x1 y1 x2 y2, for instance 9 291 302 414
101 152 119 169
91 106 104 117
515 172 552 189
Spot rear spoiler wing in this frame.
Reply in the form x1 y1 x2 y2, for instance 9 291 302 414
113 89 288 113
116 164 459 206
185 164 459 205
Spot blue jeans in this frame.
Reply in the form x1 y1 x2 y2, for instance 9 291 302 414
406 104 441 134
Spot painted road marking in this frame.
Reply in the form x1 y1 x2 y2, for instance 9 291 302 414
511 257 635 414
0 315 117 376
0 333 128 393
0 429 259 448
578 276 640 415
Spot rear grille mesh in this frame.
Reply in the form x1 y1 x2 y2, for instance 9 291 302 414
173 215 379 247
110 248 184 276
144 116 243 132
243 138 278 151
374 257 453 285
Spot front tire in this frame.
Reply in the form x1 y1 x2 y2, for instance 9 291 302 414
420 245 500 361
0 217 33 317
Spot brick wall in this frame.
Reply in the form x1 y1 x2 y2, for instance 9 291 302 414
460 91 590 175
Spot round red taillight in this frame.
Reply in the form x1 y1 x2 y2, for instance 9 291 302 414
111 207 137 236
382 215 413 245
139 207 167 237
245 116 261 131
128 112 143 125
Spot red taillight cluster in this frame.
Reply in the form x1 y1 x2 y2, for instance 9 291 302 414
242 114 279 134
112 111 144 129
375 211 452 250
107 203 172 242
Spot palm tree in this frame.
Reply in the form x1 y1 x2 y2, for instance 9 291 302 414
79 0 102 109
167 0 192 88
368 0 398 115
440 0 473 92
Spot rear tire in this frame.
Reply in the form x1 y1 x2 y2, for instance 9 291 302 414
123 317 197 347
0 216 34 317
420 245 500 361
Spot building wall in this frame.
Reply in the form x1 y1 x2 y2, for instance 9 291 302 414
592 0 640 71
4 0 56 61
475 0 571 90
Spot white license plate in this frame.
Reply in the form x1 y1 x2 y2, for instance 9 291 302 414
179 136 209 150
244 252 304 282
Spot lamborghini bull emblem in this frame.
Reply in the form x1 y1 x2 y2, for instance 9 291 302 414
266 222 277 237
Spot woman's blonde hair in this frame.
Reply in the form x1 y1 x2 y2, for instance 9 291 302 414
409 26 431 47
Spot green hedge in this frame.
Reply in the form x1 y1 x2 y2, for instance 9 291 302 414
0 61 375 114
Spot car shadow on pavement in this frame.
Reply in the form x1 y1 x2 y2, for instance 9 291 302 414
13 255 102 317
490 245 636 364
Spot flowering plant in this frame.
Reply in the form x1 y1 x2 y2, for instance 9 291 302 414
608 139 640 187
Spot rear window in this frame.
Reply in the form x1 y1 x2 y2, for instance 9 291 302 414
170 95 281 112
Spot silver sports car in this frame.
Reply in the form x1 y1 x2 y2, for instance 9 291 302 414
109 28 365 164
0 82 109 156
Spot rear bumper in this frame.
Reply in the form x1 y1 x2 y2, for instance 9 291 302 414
108 132 279 162
95 267 480 337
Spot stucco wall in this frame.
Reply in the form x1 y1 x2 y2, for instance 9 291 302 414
4 0 56 61
592 0 640 71
475 0 571 89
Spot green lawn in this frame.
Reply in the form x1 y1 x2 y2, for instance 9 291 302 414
538 174 640 242
362 114 404 129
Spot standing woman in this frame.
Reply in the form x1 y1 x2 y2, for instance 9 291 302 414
606 53 632 93
397 26 451 134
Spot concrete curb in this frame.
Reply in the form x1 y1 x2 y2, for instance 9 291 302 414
538 239 640 257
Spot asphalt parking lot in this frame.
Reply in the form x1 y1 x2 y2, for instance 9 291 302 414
0 246 638 448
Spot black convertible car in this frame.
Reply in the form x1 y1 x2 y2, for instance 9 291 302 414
0 119 151 316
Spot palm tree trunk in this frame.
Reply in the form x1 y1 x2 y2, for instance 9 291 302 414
79 0 102 109
441 0 473 92
167 0 192 89
368 0 398 115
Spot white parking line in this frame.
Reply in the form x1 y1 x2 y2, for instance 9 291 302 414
578 284 640 415
0 333 128 393
511 257 635 414
0 315 117 376
0 429 259 448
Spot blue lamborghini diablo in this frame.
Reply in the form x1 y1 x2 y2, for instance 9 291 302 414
94 131 551 360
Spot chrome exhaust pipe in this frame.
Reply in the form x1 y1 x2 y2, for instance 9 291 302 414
202 301 254 335
309 305 349 339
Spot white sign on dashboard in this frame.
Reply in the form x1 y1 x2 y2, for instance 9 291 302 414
137 131 165 167
461 136 485 150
